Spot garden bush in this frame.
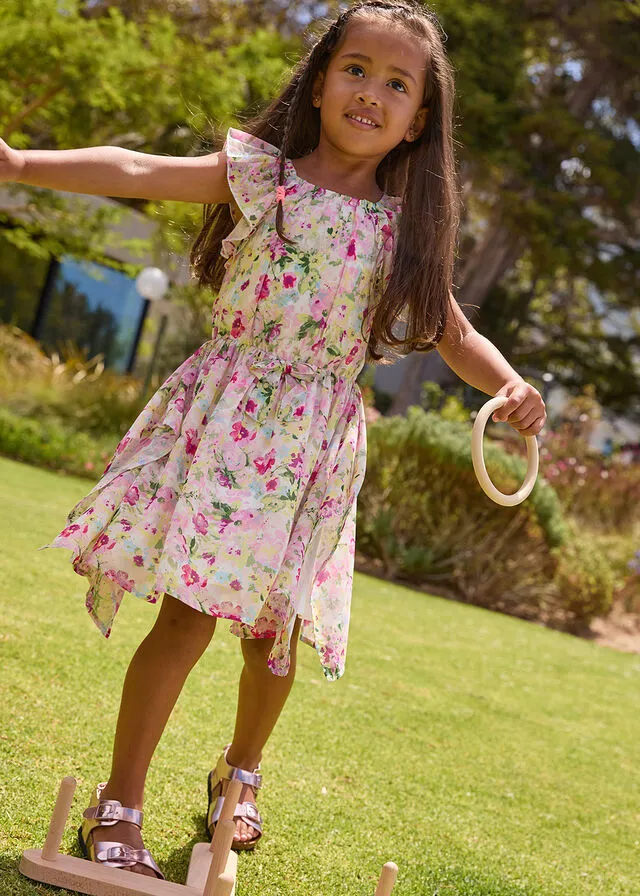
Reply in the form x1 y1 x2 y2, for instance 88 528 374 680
0 324 149 437
0 407 117 480
357 405 616 629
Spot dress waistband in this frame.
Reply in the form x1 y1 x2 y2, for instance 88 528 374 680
202 336 359 384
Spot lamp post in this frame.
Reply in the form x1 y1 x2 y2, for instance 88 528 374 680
136 266 170 397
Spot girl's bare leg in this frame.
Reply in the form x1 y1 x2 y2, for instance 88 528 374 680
90 594 217 876
223 617 303 844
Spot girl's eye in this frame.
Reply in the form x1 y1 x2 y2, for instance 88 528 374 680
345 66 407 92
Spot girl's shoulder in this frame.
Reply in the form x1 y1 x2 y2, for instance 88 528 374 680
225 127 402 218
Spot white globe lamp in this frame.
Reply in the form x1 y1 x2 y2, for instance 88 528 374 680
136 266 170 302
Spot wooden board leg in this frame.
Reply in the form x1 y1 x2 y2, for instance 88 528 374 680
206 777 242 888
42 777 77 861
374 861 398 896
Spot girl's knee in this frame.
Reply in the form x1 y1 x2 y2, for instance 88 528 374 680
152 593 217 647
241 617 302 672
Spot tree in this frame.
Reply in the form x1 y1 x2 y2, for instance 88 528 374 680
389 0 639 420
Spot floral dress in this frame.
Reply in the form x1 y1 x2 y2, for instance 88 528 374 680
40 128 402 681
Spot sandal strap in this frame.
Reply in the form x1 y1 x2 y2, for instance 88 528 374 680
228 767 262 789
83 800 143 828
211 797 263 833
95 841 164 878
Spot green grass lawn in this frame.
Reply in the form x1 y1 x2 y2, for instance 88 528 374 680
1 454 638 896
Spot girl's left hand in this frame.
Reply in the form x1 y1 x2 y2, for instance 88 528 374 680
491 379 547 436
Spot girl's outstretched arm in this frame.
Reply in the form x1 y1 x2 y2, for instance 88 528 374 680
0 136 233 205
437 294 546 436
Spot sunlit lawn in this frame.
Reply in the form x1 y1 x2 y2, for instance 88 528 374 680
1 455 638 896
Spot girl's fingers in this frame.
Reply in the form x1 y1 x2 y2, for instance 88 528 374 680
515 414 546 436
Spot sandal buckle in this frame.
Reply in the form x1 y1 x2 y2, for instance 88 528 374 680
95 802 120 821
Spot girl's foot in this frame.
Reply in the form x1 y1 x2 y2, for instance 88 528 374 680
219 778 260 845
85 820 158 878
207 746 263 850
79 783 164 879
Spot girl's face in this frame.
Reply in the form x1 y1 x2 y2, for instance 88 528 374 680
314 18 429 158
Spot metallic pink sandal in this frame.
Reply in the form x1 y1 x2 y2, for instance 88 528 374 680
206 746 263 851
78 783 165 879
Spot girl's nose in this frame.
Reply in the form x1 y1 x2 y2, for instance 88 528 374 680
357 90 380 106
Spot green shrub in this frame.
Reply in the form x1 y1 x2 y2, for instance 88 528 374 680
554 529 616 629
0 324 148 438
356 406 617 629
0 407 117 480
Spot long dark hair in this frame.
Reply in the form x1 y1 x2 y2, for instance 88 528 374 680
190 0 461 362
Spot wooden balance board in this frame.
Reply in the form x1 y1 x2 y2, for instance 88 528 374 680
20 776 399 895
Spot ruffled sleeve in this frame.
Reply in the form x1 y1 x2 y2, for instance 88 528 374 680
221 127 281 261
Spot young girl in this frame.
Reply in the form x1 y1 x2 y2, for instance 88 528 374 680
1 0 546 880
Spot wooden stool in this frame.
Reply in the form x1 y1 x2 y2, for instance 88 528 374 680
20 776 239 896
20 777 399 894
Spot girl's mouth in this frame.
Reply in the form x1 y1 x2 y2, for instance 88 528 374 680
345 113 380 129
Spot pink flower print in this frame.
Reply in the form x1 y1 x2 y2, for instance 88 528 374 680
381 222 394 251
265 323 282 344
231 315 245 338
282 273 296 288
123 485 140 506
319 498 339 519
322 439 328 451
316 567 330 586
173 395 185 413
293 405 305 418
181 564 200 587
310 298 325 321
240 279 250 291
116 435 131 455
216 471 234 489
291 450 303 469
344 344 360 365
156 485 174 502
230 509 256 525
185 428 199 456
308 469 319 487
223 443 246 472
245 397 258 415
346 401 358 423
95 533 115 551
111 570 135 591
229 579 242 591
254 448 276 475
133 554 144 567
182 366 198 386
311 337 326 353
193 512 209 535
231 421 255 443
255 274 271 301
338 303 347 320
201 414 208 427
120 519 132 532
60 523 80 537
347 238 356 259
202 552 216 567
266 477 278 492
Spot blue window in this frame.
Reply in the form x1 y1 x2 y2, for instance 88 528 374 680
38 257 146 373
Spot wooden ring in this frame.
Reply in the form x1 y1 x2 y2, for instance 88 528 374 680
471 396 539 506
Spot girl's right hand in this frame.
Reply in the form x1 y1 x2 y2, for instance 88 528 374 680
0 138 25 183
